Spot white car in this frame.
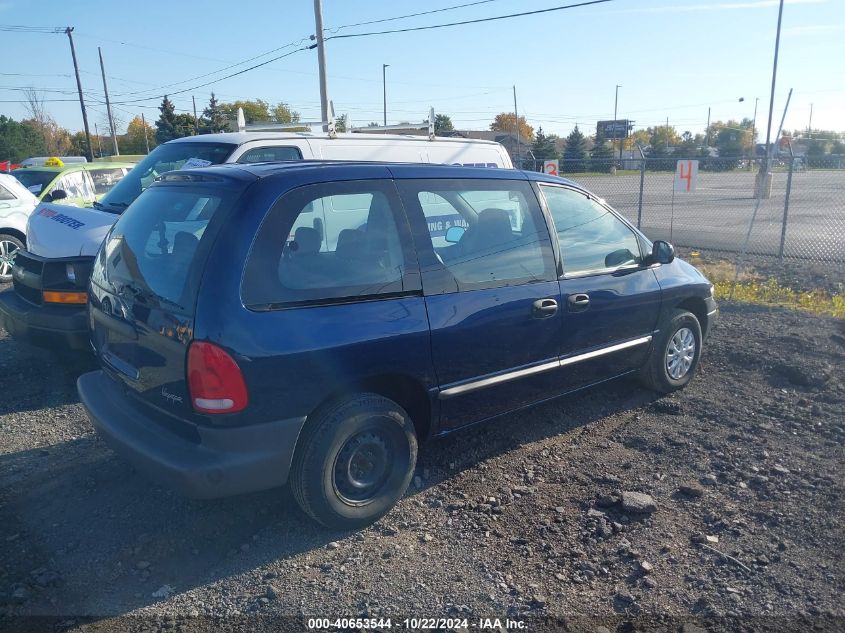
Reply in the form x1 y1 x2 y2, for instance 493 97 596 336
0 173 38 282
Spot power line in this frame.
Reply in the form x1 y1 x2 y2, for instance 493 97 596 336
107 36 313 98
325 0 504 32
110 45 313 105
325 0 614 40
0 24 64 33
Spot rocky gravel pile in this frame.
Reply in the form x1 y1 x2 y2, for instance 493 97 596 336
1 302 843 633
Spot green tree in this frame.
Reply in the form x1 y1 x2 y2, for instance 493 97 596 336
0 116 47 162
155 95 178 144
562 126 587 172
531 127 559 161
589 128 614 171
434 114 454 135
490 112 534 141
201 92 227 133
174 113 197 138
335 113 348 133
676 130 697 156
219 99 271 124
272 102 300 124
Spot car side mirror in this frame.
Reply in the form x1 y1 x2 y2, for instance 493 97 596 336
47 189 68 202
651 240 675 264
445 226 465 243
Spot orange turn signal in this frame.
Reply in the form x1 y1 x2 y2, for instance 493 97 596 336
42 290 88 305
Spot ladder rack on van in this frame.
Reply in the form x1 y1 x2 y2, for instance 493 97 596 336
237 105 436 141
350 108 436 141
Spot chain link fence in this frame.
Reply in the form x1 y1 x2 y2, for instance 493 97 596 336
520 156 845 266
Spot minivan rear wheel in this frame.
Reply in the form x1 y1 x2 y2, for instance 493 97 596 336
290 393 417 529
640 309 702 393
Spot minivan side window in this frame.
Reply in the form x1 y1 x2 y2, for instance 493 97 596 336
399 179 556 292
242 180 416 307
237 146 302 163
540 185 642 275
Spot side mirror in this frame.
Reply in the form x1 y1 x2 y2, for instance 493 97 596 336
651 240 675 264
445 226 465 244
47 189 68 202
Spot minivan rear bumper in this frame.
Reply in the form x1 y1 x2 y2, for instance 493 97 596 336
77 370 306 499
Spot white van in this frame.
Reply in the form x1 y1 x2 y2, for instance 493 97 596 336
25 119 512 259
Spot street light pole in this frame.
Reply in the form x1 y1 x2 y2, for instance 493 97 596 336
382 64 389 127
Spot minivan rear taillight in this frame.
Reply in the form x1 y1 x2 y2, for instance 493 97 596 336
187 341 248 414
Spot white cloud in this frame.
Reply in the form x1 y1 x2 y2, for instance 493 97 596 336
782 23 845 35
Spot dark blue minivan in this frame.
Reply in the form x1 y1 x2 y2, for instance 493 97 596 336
77 162 717 528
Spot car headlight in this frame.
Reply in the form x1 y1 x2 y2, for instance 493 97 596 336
709 284 715 297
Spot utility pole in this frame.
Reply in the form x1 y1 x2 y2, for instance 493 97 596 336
141 113 150 153
98 47 119 156
313 0 330 131
513 85 520 169
613 84 621 160
752 97 759 156
192 95 199 135
666 116 670 150
763 0 785 165
94 122 102 157
66 27 94 162
808 102 813 138
382 64 389 126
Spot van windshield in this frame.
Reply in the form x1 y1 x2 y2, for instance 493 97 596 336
98 142 235 213
94 184 236 315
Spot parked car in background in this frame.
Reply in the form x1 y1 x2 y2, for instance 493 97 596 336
11 158 135 207
77 161 717 529
0 129 512 350
0 173 38 282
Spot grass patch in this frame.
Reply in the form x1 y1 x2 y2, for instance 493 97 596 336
690 256 845 318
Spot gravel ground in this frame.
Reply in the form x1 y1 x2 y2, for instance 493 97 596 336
1 301 843 633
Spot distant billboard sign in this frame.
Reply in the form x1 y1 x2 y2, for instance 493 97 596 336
597 119 631 140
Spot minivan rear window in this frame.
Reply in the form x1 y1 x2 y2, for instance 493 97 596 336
94 185 234 314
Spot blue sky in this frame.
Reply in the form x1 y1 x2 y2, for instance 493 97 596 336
1 0 842 140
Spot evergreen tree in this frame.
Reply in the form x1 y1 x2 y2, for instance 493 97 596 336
590 128 614 172
155 95 178 144
201 92 227 133
174 113 197 138
563 126 588 172
531 127 558 160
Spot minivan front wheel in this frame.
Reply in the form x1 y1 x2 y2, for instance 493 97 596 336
640 309 702 393
290 393 417 529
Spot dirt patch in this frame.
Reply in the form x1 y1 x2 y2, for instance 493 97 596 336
1 303 843 632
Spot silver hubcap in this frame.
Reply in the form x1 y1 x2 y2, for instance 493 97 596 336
666 327 696 380
0 240 19 277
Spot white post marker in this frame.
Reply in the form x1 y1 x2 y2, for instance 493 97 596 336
674 159 699 193
543 159 559 176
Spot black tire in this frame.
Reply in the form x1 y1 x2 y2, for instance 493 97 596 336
640 309 702 393
290 393 417 529
0 233 24 283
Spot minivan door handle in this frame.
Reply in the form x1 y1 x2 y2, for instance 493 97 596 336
532 298 558 318
567 293 590 311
